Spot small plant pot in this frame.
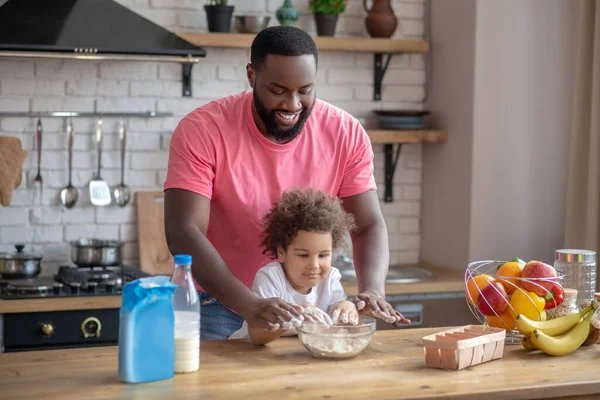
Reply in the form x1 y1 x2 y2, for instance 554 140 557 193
205 5 235 33
314 13 339 37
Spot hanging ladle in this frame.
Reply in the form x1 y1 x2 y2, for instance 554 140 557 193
113 120 131 207
60 119 79 209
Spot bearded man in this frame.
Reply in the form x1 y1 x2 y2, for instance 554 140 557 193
164 26 409 340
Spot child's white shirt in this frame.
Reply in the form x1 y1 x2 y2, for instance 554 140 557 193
229 261 347 340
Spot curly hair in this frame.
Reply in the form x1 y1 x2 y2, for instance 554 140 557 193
260 188 356 259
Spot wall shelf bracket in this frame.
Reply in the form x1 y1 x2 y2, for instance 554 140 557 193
182 63 193 97
383 143 402 202
374 53 393 101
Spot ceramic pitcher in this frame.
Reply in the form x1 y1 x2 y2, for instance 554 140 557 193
363 0 398 38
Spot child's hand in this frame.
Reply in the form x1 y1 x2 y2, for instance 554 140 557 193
300 303 333 326
330 301 359 325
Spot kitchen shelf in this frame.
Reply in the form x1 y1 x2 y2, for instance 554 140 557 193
176 32 428 53
366 130 447 203
176 32 429 101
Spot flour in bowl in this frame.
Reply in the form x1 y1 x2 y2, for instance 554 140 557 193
300 335 371 359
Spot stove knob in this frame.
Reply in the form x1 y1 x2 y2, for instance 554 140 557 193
40 323 54 337
105 281 116 293
87 281 98 293
53 282 63 295
81 317 102 338
70 282 81 294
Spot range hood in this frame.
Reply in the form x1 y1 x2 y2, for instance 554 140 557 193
0 0 207 96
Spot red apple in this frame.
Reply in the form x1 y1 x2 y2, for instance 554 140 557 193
521 260 557 295
476 281 509 316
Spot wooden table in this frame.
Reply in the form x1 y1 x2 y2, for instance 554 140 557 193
1 328 599 400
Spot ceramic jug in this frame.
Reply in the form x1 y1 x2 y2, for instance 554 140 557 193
363 0 398 38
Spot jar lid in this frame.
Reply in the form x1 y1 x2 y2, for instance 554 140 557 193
555 249 596 263
563 288 578 297
0 244 42 261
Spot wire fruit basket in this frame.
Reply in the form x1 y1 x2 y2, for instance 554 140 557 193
464 260 564 344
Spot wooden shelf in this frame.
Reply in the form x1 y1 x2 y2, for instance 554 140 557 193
367 130 447 144
176 32 429 53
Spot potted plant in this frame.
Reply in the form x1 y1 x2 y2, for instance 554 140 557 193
204 0 235 33
309 0 346 37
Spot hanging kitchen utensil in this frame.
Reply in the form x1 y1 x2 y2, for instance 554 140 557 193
89 118 111 206
113 120 131 207
60 119 78 209
32 117 43 204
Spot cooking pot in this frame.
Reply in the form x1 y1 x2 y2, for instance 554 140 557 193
0 244 42 279
70 239 124 267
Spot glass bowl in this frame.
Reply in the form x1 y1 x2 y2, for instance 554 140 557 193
296 317 376 359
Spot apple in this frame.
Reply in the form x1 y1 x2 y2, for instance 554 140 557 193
521 260 557 295
476 281 509 316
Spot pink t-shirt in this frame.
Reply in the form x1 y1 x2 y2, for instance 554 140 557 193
164 90 377 290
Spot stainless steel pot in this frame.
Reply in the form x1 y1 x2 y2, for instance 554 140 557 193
70 239 124 267
0 244 42 279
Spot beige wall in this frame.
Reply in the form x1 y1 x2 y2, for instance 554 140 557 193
470 0 579 264
423 0 580 269
421 0 477 269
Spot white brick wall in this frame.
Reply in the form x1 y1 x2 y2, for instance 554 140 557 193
0 0 425 274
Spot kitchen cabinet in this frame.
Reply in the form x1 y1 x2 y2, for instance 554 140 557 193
1 328 598 399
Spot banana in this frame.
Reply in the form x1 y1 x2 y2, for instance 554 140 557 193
515 303 596 337
529 307 595 356
520 335 536 350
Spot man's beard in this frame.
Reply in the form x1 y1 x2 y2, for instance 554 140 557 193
253 89 313 143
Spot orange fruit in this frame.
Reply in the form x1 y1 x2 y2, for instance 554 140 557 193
466 274 495 305
486 309 516 332
496 261 524 294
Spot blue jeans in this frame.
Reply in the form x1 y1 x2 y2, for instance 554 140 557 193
199 292 244 340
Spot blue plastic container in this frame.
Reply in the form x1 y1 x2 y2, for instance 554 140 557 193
118 276 178 383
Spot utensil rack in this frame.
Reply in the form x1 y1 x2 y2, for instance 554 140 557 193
0 111 173 118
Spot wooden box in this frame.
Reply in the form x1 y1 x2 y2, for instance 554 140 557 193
422 325 506 370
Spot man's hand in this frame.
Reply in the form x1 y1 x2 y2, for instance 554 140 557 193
329 300 359 325
245 297 305 332
353 292 411 325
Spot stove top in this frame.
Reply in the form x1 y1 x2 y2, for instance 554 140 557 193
0 265 151 299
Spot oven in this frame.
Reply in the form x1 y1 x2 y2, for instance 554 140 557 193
2 308 120 352
0 264 150 353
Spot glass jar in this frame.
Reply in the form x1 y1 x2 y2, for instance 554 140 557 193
548 288 579 319
554 249 597 310
583 292 600 345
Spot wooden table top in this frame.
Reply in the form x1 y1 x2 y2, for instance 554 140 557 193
1 328 599 400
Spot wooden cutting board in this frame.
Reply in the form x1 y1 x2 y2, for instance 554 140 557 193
136 191 173 276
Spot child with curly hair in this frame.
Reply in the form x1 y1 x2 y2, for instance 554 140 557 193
229 187 359 345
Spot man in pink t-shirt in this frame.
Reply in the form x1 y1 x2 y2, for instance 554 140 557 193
164 26 409 340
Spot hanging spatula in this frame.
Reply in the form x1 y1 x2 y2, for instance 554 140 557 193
89 118 111 207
